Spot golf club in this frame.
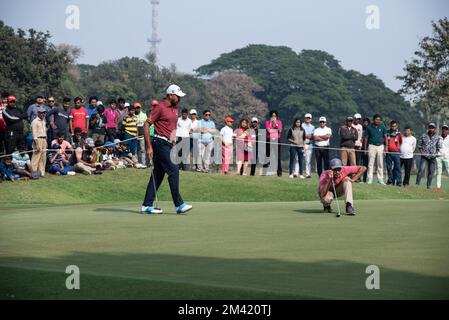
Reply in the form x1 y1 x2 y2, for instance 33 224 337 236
331 177 341 218
148 157 162 213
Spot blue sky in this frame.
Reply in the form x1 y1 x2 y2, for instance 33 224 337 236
0 0 447 91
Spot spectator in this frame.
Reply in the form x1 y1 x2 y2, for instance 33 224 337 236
386 120 403 186
302 113 315 179
250 117 260 176
353 113 364 167
361 118 371 183
0 93 7 155
189 109 201 171
313 116 332 177
0 156 20 181
264 110 283 177
122 104 138 157
435 125 449 191
45 96 57 145
90 103 107 144
176 108 192 171
116 99 129 140
69 97 89 136
51 132 72 160
400 126 416 187
48 97 71 138
220 117 234 175
3 96 27 154
114 139 145 168
234 118 254 176
365 114 387 185
339 116 358 166
198 110 216 173
71 127 85 149
134 102 147 166
27 95 48 123
287 118 306 179
12 143 37 179
31 107 48 177
104 99 120 142
416 123 442 189
47 143 75 176
87 96 98 120
319 158 367 215
69 137 102 175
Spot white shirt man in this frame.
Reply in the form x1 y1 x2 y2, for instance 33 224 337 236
176 115 192 139
301 113 315 178
436 125 449 190
400 127 416 187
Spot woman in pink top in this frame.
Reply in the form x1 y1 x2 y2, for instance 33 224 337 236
103 99 120 141
234 118 255 176
264 111 283 176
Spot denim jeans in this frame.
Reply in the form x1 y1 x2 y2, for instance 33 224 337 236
386 152 402 185
289 146 303 175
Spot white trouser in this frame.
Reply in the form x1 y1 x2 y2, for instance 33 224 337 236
367 144 384 181
304 145 313 176
436 157 449 188
199 142 214 171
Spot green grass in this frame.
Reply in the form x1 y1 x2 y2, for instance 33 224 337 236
0 169 448 208
1 200 449 299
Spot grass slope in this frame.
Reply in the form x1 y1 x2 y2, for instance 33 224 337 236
0 170 448 208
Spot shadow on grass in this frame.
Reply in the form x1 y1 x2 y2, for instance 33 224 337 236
94 207 182 216
1 252 448 300
293 209 326 215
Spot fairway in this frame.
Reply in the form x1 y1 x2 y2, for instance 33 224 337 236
1 199 448 299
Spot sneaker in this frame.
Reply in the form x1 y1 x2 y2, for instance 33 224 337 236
306 175 312 179
299 175 305 179
289 175 294 179
367 178 373 185
378 180 386 186
434 187 441 191
141 206 163 214
195 168 202 172
293 174 298 178
176 203 193 214
67 171 76 176
93 170 103 175
323 204 332 213
346 203 355 215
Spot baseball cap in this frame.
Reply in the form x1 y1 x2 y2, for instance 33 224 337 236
442 125 449 130
151 100 159 106
96 101 104 107
251 117 259 123
330 158 343 170
166 84 186 97
124 102 130 108
85 138 95 147
114 139 121 144
104 141 115 148
354 113 362 119
319 116 327 122
305 113 312 119
224 117 234 123
347 116 354 121
428 122 436 128
6 96 16 102
189 109 197 115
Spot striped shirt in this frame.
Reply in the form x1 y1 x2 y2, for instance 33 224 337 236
122 115 138 136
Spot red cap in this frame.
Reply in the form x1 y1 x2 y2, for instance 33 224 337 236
224 117 234 123
7 96 16 102
151 100 159 106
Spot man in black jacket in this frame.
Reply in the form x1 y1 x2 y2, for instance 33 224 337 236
47 97 72 138
338 117 358 166
3 96 27 154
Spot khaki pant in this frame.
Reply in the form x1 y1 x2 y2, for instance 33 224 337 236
31 138 47 176
321 177 354 205
341 147 356 166
367 144 384 181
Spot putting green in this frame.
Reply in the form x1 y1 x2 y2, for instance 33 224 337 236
0 200 448 299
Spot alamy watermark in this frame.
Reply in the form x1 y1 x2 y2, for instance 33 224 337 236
65 265 80 290
65 5 80 30
366 5 380 30
365 265 380 290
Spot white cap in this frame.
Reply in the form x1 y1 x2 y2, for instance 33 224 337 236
124 102 130 108
319 116 327 122
251 117 259 123
305 113 312 119
96 101 103 107
189 109 197 115
354 113 362 119
166 84 186 97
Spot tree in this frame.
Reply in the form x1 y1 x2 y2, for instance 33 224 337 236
205 70 268 121
0 21 71 106
398 17 449 126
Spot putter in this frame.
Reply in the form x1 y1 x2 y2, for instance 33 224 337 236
331 178 341 218
148 157 162 212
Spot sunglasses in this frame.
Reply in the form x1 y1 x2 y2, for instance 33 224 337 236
48 100 55 103
205 114 211 116
320 121 326 123
8 101 16 103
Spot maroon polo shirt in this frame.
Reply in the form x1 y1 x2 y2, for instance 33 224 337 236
147 100 178 140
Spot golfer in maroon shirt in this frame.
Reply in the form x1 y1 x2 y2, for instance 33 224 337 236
141 85 193 214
